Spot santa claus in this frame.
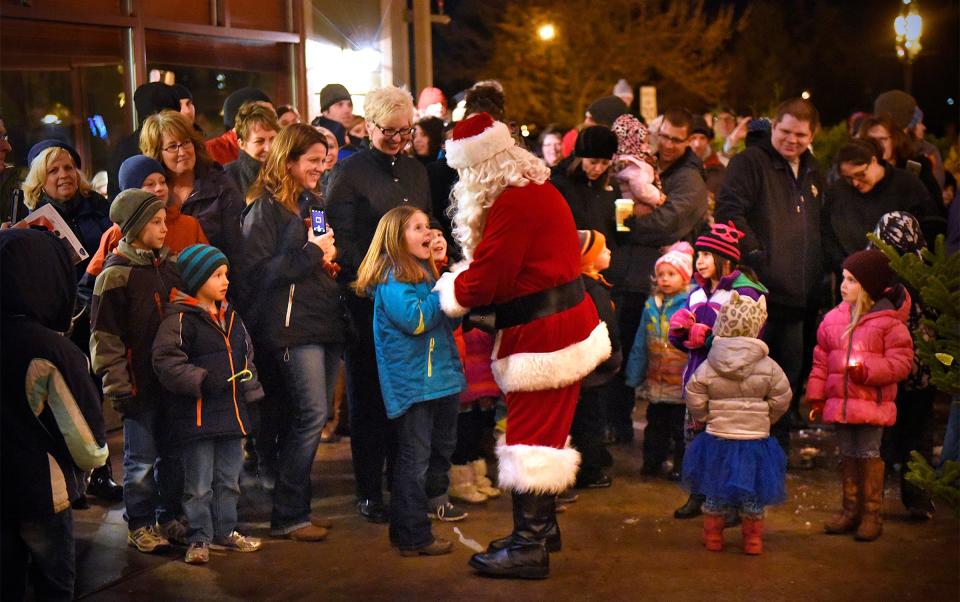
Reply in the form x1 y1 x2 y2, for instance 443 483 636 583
435 112 611 579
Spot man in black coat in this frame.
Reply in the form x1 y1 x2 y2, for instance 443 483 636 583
1 229 108 600
715 97 827 445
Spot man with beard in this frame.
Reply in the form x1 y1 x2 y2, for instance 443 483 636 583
435 112 611 579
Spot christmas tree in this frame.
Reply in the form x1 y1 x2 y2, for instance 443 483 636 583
869 233 959 517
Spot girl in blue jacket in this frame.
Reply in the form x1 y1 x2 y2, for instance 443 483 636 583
354 205 466 557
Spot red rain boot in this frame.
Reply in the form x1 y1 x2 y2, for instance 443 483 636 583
701 513 725 551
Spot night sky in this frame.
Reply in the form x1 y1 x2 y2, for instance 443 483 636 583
433 0 959 134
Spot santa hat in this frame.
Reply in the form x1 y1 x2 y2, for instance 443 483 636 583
655 242 694 283
445 112 515 170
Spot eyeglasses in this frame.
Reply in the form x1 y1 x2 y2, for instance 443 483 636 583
161 140 194 154
657 131 688 145
841 165 870 185
375 124 415 139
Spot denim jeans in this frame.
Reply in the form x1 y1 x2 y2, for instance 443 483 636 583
181 437 243 543
389 395 459 549
271 343 342 534
122 407 180 531
1 509 74 601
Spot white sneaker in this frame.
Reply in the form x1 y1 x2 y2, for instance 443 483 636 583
184 542 209 564
127 525 171 553
212 531 262 552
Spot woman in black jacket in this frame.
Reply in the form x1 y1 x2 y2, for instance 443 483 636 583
550 126 620 243
240 124 344 542
325 86 431 524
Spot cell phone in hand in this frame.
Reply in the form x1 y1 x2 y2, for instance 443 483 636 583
310 206 326 236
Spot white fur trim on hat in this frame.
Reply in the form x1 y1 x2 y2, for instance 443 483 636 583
491 321 611 393
433 263 470 317
446 121 515 170
496 440 581 494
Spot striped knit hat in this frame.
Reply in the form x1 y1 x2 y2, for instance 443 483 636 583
109 189 165 243
578 229 607 268
178 244 229 296
695 221 744 263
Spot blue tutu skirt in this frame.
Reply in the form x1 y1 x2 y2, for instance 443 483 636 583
682 432 787 507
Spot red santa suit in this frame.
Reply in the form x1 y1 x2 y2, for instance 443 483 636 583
436 114 611 495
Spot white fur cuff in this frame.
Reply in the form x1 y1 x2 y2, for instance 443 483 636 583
496 442 581 494
492 321 612 393
434 270 469 317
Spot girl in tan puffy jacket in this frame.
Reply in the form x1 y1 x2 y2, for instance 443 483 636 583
682 291 792 555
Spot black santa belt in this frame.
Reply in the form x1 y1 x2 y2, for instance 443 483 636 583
464 278 585 333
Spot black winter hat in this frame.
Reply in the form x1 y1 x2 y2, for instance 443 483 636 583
319 83 352 113
690 115 714 139
586 96 628 127
574 126 618 160
27 140 82 170
171 83 193 101
133 83 180 126
843 249 894 301
223 87 273 129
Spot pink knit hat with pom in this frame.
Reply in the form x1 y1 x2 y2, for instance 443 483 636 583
655 242 694 283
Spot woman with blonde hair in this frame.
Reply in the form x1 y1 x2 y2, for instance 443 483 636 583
23 141 110 276
326 85 433 524
140 110 245 263
240 123 345 542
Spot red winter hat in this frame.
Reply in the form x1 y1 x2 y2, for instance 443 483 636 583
843 249 894 300
417 87 447 113
446 112 515 170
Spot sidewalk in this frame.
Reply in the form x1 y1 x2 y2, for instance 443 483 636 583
72 428 958 601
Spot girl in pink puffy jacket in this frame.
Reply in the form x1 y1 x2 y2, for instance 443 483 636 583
806 249 914 543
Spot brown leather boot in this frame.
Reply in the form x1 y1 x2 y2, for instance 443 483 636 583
824 456 860 534
855 457 884 541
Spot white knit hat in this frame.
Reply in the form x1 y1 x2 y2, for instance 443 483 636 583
445 112 515 170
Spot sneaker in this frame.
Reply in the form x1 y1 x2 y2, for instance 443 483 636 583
285 524 328 541
429 501 468 522
398 537 453 557
213 531 262 552
184 542 209 564
159 519 188 546
128 525 171 553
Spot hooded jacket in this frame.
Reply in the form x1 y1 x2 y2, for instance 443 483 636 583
373 269 466 419
685 336 792 439
715 137 826 308
625 290 690 402
612 147 708 293
239 191 346 350
90 241 182 415
1 229 108 518
806 286 914 427
152 290 263 446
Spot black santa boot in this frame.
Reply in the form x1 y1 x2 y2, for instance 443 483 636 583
486 491 561 553
469 491 553 579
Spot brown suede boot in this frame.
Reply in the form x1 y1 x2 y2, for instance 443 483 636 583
824 456 860 534
741 516 763 555
701 514 725 551
855 457 884 541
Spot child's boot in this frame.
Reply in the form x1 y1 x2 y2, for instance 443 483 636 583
855 457 884 541
448 464 487 504
701 513 725 551
471 458 502 498
741 516 763 555
824 456 860 534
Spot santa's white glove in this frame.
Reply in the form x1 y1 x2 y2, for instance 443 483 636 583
433 268 470 317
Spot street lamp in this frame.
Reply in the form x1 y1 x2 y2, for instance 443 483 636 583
894 0 922 93
537 23 557 122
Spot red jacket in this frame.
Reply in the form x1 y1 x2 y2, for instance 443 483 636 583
206 130 240 166
806 287 914 427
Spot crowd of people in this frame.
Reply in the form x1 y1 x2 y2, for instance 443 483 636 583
1 74 958 597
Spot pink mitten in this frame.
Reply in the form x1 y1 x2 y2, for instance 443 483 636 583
684 323 712 349
669 309 696 333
